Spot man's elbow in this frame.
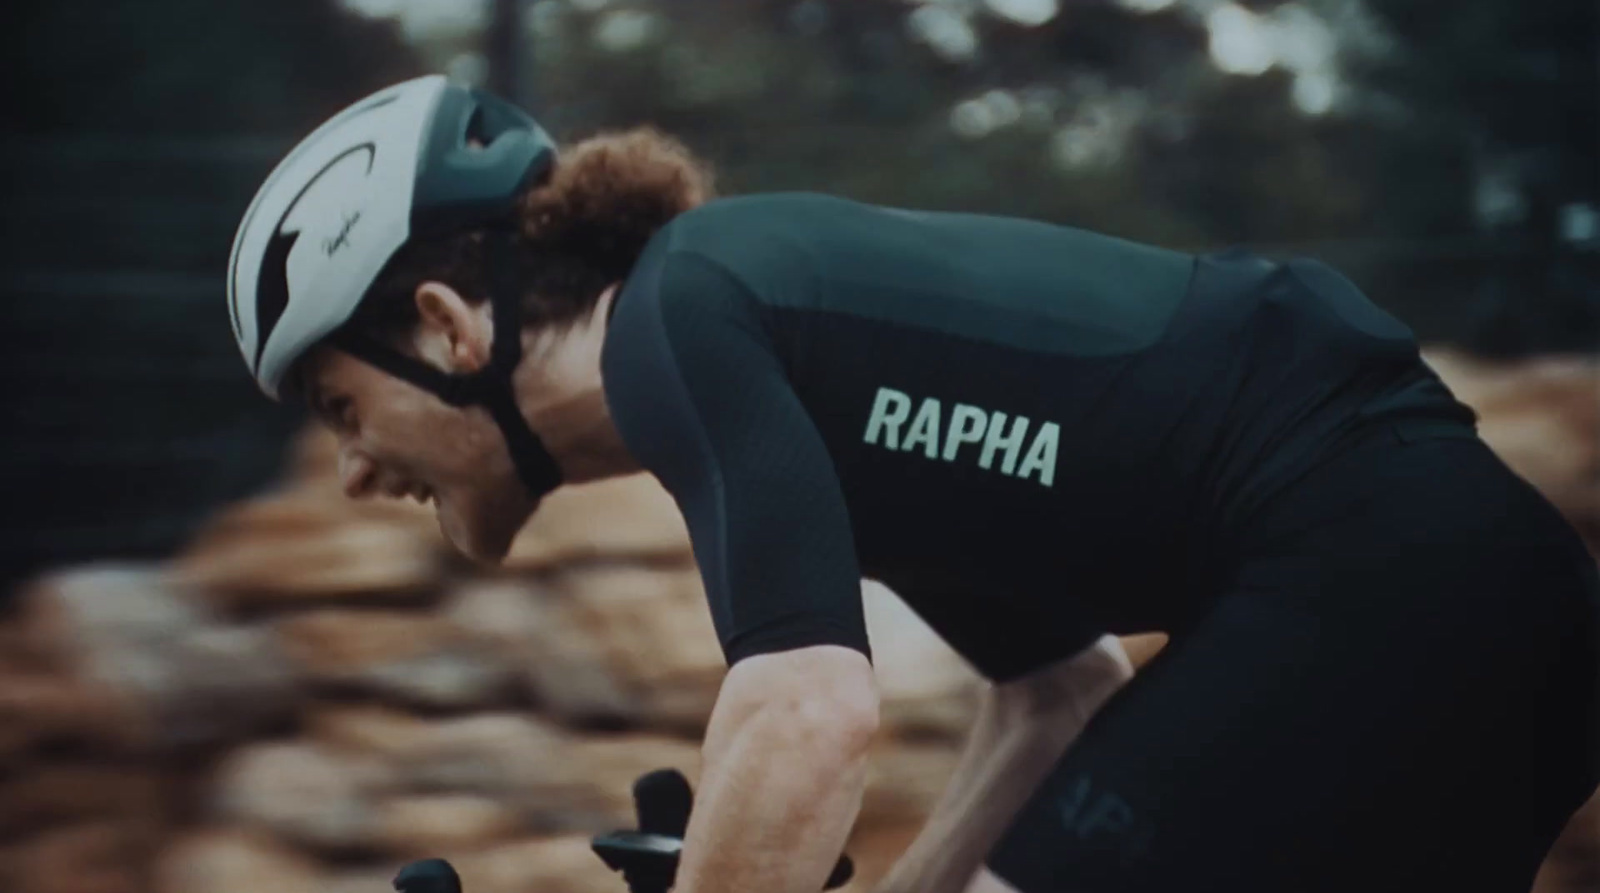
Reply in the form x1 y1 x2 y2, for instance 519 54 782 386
725 644 882 759
791 680 881 757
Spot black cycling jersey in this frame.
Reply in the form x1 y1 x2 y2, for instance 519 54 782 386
600 192 1475 681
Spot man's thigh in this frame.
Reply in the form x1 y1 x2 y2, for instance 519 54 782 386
984 588 1590 893
987 429 1599 893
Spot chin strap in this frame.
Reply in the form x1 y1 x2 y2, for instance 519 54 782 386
330 228 565 501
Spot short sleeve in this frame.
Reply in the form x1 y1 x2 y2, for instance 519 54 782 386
601 241 872 666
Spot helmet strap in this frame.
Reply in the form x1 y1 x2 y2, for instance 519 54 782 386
329 228 564 501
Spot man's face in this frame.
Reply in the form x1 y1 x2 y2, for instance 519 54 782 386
297 344 536 564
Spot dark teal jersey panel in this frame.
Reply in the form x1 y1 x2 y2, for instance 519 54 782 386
602 193 1475 680
658 192 1196 357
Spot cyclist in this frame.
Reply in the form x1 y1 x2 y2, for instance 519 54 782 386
229 77 1598 893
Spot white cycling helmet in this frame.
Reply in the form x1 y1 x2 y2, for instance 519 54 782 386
226 75 565 497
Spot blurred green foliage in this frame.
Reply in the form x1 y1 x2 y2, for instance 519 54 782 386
516 0 1595 352
0 0 1592 588
3 0 422 134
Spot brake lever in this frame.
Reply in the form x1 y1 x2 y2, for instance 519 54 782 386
393 858 461 893
393 833 852 893
590 831 854 892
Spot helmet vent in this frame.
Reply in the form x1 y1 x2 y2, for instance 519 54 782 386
465 106 491 149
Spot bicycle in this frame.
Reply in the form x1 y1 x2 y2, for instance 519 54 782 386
392 768 854 893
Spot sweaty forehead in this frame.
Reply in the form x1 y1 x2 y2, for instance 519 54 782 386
301 343 405 403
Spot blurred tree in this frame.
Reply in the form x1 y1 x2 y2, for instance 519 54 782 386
518 0 1221 242
508 0 1594 352
2 0 1590 592
518 1 1394 246
2 0 421 135
1337 0 1600 355
0 0 424 593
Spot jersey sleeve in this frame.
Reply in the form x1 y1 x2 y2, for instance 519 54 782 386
601 242 872 667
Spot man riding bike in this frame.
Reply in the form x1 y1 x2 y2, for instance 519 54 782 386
228 77 1599 893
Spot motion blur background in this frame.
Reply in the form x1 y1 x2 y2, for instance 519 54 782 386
1 2 1597 892
3 0 1598 587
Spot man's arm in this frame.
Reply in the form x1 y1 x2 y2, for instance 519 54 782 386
875 635 1136 893
603 248 880 888
676 645 879 893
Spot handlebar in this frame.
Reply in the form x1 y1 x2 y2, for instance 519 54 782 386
392 768 854 893
590 768 854 893
591 829 854 893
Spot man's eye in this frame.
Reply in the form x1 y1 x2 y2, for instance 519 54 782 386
318 396 353 429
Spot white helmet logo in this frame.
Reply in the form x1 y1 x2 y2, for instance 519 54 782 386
323 210 363 257
244 143 376 371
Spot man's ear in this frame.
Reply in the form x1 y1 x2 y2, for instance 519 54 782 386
413 280 493 373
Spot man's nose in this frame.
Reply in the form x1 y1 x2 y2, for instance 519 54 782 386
338 447 377 499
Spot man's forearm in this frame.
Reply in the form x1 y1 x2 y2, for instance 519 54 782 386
877 636 1135 893
676 647 879 893
676 704 870 893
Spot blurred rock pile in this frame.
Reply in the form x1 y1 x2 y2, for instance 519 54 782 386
1421 348 1600 553
0 346 1595 893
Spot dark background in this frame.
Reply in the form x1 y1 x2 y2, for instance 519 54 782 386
2 0 1596 593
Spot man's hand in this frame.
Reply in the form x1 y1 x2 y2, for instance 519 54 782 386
674 644 880 893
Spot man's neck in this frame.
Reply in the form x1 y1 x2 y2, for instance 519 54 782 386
512 286 638 483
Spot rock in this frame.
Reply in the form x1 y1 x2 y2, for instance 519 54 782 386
858 741 961 826
444 579 544 649
318 868 399 893
449 835 622 893
449 574 1163 740
358 710 564 794
15 566 298 753
311 708 571 786
505 587 645 724
22 564 200 651
155 828 322 893
275 609 517 710
839 821 924 893
543 565 724 727
557 734 704 827
319 710 700 834
1424 347 1600 550
309 705 438 762
386 713 612 831
0 763 171 839
375 793 523 855
442 579 638 719
0 671 136 760
864 583 1168 741
164 624 304 746
210 741 394 852
448 566 725 730
10 822 146 893
862 581 981 741
178 492 444 613
0 617 61 674
503 474 691 571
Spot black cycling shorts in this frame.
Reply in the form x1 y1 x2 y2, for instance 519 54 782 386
985 419 1600 893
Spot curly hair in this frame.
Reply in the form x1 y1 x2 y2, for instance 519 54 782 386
345 127 715 340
